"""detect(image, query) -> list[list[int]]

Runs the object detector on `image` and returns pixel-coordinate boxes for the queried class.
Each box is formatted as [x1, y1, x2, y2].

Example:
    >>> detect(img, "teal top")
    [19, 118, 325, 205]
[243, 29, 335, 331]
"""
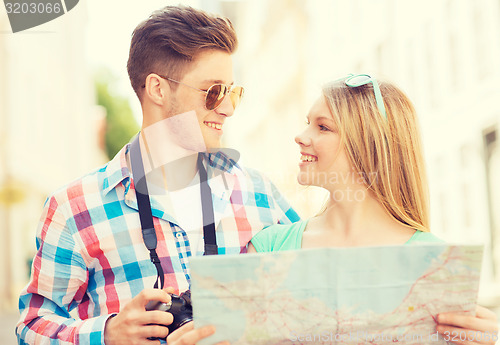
[251, 219, 444, 252]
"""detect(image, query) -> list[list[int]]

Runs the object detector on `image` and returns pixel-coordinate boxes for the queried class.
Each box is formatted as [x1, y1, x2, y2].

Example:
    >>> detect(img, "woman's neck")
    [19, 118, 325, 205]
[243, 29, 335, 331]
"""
[305, 187, 415, 247]
[321, 188, 386, 236]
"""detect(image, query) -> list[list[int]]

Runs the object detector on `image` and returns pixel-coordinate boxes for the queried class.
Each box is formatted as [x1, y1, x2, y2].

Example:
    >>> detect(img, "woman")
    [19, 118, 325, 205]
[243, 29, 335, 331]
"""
[248, 74, 498, 345]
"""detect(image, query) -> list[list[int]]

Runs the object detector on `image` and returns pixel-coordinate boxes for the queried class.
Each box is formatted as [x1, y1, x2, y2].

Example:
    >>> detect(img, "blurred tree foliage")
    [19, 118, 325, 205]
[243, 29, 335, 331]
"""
[94, 69, 139, 160]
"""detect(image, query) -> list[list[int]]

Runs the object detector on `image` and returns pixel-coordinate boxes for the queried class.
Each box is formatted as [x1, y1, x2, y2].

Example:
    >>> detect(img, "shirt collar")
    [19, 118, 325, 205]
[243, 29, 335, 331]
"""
[102, 144, 132, 196]
[101, 144, 241, 197]
[202, 148, 241, 178]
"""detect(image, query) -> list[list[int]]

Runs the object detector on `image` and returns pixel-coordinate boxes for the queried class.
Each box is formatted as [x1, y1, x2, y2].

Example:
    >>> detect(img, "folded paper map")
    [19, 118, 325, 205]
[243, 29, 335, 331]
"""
[190, 244, 483, 344]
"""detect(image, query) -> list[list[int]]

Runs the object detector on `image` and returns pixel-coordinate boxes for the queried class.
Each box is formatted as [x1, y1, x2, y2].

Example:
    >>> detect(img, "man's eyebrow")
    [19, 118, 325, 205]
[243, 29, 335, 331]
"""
[202, 79, 234, 85]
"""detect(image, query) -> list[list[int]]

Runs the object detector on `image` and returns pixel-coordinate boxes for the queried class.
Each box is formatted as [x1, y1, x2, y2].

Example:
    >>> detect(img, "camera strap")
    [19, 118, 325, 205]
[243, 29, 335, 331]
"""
[130, 135, 218, 290]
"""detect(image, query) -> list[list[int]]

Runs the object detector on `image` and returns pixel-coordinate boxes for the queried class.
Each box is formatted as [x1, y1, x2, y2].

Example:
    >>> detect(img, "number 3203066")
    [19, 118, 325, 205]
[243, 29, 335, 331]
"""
[442, 331, 498, 342]
[5, 2, 62, 14]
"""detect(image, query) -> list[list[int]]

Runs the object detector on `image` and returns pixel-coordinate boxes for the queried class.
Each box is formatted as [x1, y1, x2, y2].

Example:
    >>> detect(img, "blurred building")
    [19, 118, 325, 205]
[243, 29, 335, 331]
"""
[328, 0, 500, 309]
[219, 0, 334, 218]
[216, 0, 500, 309]
[0, 4, 104, 311]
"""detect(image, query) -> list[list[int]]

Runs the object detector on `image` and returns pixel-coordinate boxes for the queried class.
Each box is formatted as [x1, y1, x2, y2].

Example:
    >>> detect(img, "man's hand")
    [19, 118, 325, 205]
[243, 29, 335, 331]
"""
[436, 305, 499, 345]
[104, 288, 175, 345]
[167, 322, 229, 345]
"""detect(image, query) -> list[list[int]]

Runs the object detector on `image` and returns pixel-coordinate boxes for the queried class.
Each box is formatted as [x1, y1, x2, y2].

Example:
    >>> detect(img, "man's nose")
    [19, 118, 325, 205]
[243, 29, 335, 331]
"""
[214, 92, 235, 117]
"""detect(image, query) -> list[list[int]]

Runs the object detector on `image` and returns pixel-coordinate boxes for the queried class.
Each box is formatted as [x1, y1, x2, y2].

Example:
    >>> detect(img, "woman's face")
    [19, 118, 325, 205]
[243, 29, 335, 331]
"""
[295, 96, 352, 189]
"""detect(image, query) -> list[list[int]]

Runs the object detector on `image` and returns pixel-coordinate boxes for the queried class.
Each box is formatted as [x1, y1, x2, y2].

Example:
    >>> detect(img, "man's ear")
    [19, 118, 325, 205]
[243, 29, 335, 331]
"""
[143, 74, 169, 106]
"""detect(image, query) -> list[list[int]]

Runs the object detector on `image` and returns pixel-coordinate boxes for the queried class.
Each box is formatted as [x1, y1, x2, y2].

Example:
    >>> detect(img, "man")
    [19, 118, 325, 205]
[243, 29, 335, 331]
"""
[16, 5, 299, 345]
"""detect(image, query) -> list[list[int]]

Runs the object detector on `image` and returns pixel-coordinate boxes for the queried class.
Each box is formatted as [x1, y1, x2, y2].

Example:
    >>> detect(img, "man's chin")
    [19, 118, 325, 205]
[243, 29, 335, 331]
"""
[203, 141, 223, 152]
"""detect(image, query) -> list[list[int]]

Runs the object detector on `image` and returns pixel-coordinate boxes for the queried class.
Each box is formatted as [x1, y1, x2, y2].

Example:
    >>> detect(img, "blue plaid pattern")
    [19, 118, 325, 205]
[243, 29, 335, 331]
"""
[16, 144, 300, 344]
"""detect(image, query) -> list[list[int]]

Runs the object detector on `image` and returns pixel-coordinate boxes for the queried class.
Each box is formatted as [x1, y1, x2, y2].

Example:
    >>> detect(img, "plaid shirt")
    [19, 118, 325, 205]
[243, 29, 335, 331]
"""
[17, 144, 300, 345]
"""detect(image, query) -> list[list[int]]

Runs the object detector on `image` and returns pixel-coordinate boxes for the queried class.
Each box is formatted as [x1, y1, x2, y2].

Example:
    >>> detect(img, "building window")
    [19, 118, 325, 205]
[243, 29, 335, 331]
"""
[448, 31, 459, 93]
[425, 23, 438, 108]
[460, 145, 472, 228]
[474, 3, 489, 80]
[483, 127, 500, 281]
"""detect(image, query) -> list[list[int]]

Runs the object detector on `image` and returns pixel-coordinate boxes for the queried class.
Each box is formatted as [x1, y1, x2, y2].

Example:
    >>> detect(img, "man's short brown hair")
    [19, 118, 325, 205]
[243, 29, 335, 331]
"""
[127, 5, 238, 101]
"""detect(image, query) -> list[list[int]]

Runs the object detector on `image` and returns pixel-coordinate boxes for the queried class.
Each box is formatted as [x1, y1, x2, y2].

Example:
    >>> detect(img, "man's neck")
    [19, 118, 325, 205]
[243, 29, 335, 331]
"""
[139, 128, 199, 194]
[138, 109, 209, 193]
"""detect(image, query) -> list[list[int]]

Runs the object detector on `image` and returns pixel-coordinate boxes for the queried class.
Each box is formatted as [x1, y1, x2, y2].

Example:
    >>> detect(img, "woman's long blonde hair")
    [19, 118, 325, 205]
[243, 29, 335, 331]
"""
[322, 78, 430, 232]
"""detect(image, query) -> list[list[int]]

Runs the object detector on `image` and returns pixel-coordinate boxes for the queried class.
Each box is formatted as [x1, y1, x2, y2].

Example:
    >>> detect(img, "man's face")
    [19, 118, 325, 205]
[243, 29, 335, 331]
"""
[166, 49, 236, 150]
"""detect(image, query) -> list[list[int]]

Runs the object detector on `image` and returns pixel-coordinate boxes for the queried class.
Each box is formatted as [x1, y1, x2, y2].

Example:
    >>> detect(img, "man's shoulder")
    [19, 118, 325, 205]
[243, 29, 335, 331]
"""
[47, 162, 108, 204]
[231, 164, 280, 193]
[47, 146, 128, 205]
[236, 164, 271, 181]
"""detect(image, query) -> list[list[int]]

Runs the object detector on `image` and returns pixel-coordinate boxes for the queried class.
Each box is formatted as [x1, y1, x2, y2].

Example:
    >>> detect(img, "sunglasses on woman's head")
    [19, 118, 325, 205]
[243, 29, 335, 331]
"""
[337, 73, 387, 120]
[144, 74, 244, 111]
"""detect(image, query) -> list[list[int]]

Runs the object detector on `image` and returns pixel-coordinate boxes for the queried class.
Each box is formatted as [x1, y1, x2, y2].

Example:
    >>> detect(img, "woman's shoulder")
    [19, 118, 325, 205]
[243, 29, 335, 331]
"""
[264, 220, 306, 233]
[251, 220, 308, 252]
[407, 230, 445, 244]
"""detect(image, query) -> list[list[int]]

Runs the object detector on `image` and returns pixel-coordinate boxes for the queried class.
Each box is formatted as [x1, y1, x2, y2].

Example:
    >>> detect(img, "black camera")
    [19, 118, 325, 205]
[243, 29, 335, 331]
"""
[146, 290, 193, 339]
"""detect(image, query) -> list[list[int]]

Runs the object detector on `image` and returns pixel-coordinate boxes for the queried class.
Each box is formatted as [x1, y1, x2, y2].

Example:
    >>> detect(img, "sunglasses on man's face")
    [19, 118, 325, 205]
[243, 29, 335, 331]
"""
[150, 74, 244, 111]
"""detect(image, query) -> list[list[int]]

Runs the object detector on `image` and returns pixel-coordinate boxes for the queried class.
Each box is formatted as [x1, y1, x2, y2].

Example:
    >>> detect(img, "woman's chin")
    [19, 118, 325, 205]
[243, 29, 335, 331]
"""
[297, 174, 311, 186]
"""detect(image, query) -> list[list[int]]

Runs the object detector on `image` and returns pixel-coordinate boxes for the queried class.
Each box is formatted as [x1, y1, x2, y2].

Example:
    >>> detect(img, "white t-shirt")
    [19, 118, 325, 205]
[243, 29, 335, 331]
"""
[127, 155, 205, 255]
[163, 173, 204, 255]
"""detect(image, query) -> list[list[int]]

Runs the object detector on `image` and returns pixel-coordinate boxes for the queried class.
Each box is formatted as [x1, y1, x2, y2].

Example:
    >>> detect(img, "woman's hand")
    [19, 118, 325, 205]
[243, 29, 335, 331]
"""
[436, 305, 499, 344]
[167, 321, 230, 345]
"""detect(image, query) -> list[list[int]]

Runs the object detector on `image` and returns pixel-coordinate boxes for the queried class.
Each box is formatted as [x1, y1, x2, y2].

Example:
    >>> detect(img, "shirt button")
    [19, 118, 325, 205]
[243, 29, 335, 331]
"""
[176, 233, 183, 239]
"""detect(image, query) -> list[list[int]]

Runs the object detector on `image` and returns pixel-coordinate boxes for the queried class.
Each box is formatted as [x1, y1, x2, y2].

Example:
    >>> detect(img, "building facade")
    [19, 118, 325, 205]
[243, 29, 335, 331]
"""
[0, 3, 104, 311]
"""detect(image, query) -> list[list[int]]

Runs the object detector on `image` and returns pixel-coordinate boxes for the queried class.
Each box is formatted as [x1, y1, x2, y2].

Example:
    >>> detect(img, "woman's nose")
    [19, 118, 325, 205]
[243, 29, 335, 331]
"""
[295, 131, 311, 146]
